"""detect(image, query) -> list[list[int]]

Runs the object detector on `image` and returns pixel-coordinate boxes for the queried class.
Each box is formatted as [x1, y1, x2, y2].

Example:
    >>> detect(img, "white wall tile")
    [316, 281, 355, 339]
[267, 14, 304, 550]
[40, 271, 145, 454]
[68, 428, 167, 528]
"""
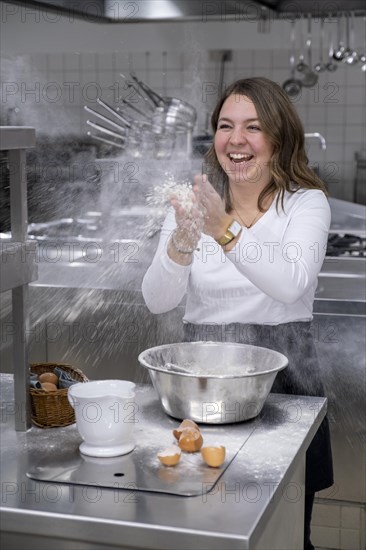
[345, 106, 366, 125]
[162, 51, 182, 70]
[127, 51, 146, 72]
[80, 52, 98, 72]
[307, 107, 327, 125]
[234, 50, 254, 69]
[98, 72, 118, 89]
[345, 125, 364, 144]
[79, 71, 99, 88]
[113, 52, 130, 71]
[147, 52, 164, 70]
[360, 507, 366, 550]
[164, 70, 183, 90]
[340, 528, 361, 550]
[273, 50, 287, 69]
[346, 86, 366, 105]
[341, 505, 361, 529]
[97, 52, 115, 72]
[313, 502, 341, 527]
[145, 70, 164, 91]
[312, 525, 341, 548]
[253, 50, 272, 68]
[47, 52, 64, 72]
[321, 67, 347, 88]
[64, 53, 81, 71]
[31, 53, 48, 71]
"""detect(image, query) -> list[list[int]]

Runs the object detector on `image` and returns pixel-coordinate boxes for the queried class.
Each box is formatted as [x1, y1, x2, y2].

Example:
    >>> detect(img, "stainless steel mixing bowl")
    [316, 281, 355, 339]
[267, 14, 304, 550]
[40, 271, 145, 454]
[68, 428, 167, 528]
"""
[138, 342, 288, 424]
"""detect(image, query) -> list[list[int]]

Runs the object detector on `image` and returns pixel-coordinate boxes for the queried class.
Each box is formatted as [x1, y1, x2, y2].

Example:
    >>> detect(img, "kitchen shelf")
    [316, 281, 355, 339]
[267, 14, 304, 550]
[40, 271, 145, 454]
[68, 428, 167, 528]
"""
[0, 126, 36, 150]
[0, 126, 37, 431]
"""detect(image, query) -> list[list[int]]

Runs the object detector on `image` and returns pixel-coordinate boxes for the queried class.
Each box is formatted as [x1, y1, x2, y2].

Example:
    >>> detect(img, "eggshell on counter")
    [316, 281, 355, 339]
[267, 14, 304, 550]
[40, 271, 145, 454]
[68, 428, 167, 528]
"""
[201, 446, 226, 467]
[173, 419, 200, 440]
[157, 445, 182, 466]
[178, 428, 203, 453]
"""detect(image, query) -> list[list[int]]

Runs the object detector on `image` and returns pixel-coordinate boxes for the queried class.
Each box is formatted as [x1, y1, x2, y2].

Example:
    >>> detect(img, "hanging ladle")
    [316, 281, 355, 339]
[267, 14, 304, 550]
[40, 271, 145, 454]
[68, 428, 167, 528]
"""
[326, 30, 338, 71]
[314, 18, 327, 72]
[343, 12, 359, 65]
[283, 18, 302, 98]
[296, 15, 308, 73]
[360, 16, 366, 72]
[297, 14, 318, 87]
[333, 15, 346, 60]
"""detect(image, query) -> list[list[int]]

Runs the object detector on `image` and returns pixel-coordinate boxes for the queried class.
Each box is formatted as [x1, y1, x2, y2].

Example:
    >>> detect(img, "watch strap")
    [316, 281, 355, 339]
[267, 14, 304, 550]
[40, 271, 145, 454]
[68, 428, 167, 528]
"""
[215, 220, 242, 246]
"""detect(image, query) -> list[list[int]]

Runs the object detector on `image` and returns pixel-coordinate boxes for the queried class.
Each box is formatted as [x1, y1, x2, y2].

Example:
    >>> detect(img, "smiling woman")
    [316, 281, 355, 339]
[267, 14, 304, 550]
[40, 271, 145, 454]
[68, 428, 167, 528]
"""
[213, 93, 274, 221]
[205, 77, 328, 219]
[142, 77, 334, 550]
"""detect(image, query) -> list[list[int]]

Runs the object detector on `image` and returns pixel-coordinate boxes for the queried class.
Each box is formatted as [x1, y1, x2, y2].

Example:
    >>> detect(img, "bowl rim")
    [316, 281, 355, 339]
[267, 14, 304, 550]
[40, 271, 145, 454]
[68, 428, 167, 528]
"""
[137, 341, 288, 379]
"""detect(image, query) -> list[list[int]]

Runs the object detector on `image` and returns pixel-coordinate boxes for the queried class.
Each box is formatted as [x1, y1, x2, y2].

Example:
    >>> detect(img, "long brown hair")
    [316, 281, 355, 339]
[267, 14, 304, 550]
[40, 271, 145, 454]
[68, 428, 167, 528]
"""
[204, 77, 328, 212]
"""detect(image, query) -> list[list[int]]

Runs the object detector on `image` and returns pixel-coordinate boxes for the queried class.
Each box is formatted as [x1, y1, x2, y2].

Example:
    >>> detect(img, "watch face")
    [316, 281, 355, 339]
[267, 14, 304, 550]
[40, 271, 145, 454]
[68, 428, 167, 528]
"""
[229, 220, 242, 236]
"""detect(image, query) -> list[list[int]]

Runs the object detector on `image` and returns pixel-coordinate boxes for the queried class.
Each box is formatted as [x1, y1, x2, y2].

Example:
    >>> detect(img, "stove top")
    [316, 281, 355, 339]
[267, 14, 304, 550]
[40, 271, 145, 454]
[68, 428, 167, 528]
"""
[326, 233, 366, 258]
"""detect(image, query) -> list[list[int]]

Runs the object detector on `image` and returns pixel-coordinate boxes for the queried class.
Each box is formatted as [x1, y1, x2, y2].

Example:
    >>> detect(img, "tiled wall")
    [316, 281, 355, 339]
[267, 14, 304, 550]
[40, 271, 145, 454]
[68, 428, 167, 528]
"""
[313, 499, 366, 550]
[1, 47, 365, 202]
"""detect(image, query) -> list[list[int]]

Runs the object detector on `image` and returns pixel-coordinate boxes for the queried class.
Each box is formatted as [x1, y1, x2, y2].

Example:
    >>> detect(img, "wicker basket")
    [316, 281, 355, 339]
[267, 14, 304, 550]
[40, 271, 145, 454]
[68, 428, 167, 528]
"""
[30, 362, 88, 428]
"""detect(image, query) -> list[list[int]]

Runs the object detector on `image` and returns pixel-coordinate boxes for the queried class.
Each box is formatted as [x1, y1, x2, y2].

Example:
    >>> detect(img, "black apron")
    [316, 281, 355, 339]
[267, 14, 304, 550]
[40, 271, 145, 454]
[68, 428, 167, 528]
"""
[183, 321, 334, 494]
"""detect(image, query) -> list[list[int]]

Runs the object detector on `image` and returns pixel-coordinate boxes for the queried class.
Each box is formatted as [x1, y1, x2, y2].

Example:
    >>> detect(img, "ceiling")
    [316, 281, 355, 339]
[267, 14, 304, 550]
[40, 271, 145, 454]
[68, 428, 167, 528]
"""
[6, 0, 366, 23]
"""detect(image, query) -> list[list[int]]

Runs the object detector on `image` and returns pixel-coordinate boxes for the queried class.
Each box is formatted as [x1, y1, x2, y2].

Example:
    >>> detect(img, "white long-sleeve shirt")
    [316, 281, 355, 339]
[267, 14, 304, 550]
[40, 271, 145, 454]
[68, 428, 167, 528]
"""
[142, 188, 331, 325]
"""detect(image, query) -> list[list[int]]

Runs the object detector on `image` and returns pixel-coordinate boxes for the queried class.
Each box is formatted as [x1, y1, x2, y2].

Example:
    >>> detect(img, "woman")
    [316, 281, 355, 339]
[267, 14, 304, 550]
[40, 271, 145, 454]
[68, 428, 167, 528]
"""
[142, 77, 333, 550]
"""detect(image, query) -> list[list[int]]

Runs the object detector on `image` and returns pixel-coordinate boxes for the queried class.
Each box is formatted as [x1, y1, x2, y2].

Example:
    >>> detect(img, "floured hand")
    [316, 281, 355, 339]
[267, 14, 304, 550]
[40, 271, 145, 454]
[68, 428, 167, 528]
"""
[192, 174, 232, 240]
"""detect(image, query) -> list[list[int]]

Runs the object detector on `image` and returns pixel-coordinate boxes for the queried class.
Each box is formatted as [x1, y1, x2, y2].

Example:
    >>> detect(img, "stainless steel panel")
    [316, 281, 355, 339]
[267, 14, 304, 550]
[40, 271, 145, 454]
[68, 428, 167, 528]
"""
[0, 242, 38, 292]
[27, 387, 256, 496]
[0, 127, 36, 432]
[0, 127, 36, 151]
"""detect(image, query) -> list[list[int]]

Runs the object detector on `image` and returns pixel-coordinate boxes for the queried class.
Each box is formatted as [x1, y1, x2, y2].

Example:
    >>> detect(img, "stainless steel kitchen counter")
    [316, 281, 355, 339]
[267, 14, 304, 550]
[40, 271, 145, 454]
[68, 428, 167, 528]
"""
[0, 374, 327, 550]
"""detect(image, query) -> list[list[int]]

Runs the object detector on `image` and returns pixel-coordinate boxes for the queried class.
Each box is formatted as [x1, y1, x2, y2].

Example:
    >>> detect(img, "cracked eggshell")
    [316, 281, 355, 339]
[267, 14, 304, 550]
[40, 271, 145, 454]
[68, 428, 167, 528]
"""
[157, 445, 182, 466]
[178, 428, 203, 453]
[201, 446, 226, 467]
[173, 419, 201, 440]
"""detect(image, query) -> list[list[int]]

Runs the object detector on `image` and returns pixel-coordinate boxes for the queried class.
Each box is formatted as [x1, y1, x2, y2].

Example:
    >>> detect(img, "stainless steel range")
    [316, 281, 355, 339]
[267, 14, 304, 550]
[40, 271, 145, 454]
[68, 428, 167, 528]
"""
[326, 233, 366, 258]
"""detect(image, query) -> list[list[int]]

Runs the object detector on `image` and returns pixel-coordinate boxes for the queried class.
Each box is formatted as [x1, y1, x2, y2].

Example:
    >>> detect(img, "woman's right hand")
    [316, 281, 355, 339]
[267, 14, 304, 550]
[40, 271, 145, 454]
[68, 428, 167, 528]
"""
[170, 193, 203, 247]
[167, 192, 204, 264]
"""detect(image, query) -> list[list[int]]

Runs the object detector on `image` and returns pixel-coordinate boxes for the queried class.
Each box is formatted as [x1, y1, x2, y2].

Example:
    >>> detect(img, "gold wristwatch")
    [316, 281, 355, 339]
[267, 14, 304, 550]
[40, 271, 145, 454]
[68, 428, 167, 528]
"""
[215, 219, 242, 246]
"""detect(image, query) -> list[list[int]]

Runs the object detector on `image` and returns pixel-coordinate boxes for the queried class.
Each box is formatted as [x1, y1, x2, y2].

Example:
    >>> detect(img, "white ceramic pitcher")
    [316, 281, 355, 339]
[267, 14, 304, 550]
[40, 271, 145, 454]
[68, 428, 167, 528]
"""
[68, 380, 136, 457]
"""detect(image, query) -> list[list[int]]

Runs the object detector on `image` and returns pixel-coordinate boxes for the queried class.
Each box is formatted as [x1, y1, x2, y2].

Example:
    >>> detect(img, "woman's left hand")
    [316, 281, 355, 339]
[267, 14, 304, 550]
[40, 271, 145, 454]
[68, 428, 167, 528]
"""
[193, 174, 232, 240]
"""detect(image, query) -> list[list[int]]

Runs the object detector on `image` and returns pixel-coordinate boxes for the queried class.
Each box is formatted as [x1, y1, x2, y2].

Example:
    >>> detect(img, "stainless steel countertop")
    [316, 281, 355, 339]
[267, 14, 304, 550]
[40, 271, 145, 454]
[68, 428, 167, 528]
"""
[0, 374, 327, 549]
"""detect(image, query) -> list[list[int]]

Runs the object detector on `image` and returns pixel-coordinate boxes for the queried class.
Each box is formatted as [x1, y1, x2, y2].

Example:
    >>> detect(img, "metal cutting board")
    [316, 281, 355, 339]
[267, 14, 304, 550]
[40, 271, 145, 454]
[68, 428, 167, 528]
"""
[26, 387, 257, 496]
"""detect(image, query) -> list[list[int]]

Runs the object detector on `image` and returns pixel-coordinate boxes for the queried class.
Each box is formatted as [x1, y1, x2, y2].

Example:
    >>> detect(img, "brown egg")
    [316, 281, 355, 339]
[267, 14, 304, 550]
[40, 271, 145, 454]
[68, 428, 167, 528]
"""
[41, 382, 58, 392]
[178, 428, 203, 453]
[173, 419, 201, 440]
[201, 446, 226, 467]
[39, 372, 58, 386]
[157, 445, 182, 466]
